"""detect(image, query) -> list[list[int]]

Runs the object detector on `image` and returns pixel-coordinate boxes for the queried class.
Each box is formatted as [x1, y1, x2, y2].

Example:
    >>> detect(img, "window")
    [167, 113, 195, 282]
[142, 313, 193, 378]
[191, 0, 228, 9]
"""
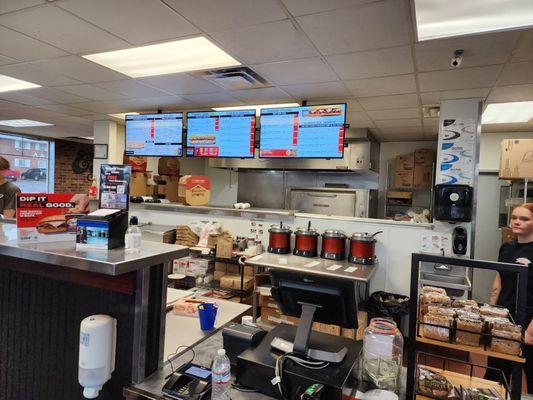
[38, 159, 47, 168]
[14, 158, 31, 168]
[14, 140, 21, 149]
[23, 141, 31, 150]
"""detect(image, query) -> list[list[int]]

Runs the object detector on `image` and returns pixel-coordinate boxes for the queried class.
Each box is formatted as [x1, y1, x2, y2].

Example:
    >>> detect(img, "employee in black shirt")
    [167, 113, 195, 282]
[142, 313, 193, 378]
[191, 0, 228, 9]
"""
[0, 156, 20, 218]
[486, 203, 533, 392]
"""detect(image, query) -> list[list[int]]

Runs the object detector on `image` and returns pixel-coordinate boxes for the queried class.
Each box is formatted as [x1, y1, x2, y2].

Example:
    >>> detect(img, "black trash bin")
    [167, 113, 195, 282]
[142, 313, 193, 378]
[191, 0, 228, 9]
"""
[366, 291, 410, 329]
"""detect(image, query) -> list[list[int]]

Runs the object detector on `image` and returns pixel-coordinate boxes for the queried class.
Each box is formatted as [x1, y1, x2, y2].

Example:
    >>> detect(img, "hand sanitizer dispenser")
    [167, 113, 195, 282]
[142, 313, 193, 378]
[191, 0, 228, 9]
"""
[79, 315, 117, 399]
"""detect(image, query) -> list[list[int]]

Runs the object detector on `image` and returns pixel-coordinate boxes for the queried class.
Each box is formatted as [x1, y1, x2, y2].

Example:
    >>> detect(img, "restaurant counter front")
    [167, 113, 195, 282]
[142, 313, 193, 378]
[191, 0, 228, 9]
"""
[0, 222, 188, 400]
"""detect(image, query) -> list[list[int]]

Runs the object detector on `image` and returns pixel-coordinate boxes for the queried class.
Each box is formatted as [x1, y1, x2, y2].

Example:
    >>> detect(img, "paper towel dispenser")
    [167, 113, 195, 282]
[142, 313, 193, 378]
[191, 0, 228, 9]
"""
[434, 184, 473, 222]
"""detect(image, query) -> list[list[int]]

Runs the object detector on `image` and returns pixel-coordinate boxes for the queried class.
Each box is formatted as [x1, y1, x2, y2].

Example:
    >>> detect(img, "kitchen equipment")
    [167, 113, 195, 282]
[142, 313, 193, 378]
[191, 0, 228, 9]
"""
[293, 222, 319, 258]
[268, 222, 292, 254]
[434, 184, 473, 222]
[349, 231, 382, 264]
[320, 229, 347, 260]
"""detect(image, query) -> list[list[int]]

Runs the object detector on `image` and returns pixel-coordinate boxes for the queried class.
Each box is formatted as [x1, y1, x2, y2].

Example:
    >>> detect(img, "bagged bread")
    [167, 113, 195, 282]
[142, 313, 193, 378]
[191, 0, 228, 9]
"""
[416, 367, 453, 399]
[421, 314, 453, 342]
[455, 317, 483, 347]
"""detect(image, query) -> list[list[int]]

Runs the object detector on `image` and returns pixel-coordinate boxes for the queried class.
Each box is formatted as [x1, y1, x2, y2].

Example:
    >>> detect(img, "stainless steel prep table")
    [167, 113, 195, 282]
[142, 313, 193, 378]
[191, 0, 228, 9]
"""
[245, 252, 377, 321]
[0, 222, 189, 400]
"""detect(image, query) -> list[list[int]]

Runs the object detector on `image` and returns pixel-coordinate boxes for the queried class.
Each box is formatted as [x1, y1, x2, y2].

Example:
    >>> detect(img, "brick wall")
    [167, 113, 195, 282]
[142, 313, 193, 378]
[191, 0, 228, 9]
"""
[54, 140, 94, 193]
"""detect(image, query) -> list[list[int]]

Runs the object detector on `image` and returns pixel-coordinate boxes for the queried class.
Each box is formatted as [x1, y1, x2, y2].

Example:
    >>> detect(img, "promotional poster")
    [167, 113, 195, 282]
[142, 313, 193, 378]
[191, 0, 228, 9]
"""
[99, 164, 132, 210]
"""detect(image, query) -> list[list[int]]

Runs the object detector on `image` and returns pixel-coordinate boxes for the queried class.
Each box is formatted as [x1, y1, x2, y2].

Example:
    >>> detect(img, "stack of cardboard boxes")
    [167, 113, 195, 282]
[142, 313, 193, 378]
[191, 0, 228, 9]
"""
[499, 139, 533, 179]
[394, 149, 434, 189]
[155, 158, 180, 202]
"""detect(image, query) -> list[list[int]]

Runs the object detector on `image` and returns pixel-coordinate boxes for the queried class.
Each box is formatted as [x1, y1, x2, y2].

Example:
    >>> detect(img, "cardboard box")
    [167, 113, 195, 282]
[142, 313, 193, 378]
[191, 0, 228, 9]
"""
[500, 139, 533, 179]
[413, 165, 433, 188]
[214, 270, 226, 281]
[395, 154, 415, 171]
[214, 262, 227, 272]
[414, 149, 435, 166]
[155, 175, 179, 202]
[158, 157, 180, 176]
[216, 233, 233, 259]
[173, 257, 191, 274]
[185, 258, 211, 277]
[178, 175, 211, 206]
[259, 295, 279, 309]
[394, 170, 413, 188]
[260, 307, 341, 336]
[341, 311, 368, 341]
[124, 156, 148, 172]
[243, 265, 254, 276]
[219, 274, 253, 291]
[130, 172, 153, 196]
[226, 264, 240, 275]
[387, 191, 413, 199]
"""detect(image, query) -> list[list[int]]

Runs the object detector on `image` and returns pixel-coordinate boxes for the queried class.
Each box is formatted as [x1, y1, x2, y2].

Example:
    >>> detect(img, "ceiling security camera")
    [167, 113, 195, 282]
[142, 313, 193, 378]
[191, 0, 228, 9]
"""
[451, 49, 464, 68]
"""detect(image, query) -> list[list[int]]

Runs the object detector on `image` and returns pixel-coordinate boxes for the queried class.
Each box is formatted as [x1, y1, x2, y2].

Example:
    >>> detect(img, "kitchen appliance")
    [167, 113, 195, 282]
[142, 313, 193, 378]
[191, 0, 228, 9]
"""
[268, 223, 292, 254]
[434, 184, 473, 222]
[288, 187, 377, 218]
[349, 231, 382, 264]
[320, 230, 346, 260]
[452, 226, 468, 255]
[293, 223, 319, 258]
[222, 323, 267, 369]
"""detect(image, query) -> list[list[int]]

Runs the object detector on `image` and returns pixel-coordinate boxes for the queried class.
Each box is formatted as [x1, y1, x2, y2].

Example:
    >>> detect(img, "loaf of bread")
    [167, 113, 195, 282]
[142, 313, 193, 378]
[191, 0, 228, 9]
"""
[455, 309, 481, 319]
[421, 314, 453, 342]
[453, 299, 478, 308]
[455, 317, 483, 347]
[422, 286, 447, 295]
[416, 367, 453, 399]
[490, 328, 522, 355]
[462, 387, 503, 400]
[427, 305, 456, 318]
[480, 304, 509, 319]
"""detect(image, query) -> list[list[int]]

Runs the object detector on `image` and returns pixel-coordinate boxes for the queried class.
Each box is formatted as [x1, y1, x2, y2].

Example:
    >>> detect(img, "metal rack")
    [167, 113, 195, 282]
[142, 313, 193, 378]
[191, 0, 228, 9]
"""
[406, 254, 528, 400]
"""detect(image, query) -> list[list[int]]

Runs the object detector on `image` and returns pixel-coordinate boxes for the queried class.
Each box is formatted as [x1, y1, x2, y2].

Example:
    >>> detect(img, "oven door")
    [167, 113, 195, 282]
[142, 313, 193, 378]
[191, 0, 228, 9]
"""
[289, 188, 357, 216]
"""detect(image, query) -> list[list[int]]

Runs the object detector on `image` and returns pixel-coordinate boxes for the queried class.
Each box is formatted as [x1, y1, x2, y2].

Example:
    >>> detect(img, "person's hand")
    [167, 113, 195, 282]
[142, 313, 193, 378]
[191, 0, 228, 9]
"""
[515, 257, 531, 266]
[526, 320, 533, 345]
[69, 194, 90, 214]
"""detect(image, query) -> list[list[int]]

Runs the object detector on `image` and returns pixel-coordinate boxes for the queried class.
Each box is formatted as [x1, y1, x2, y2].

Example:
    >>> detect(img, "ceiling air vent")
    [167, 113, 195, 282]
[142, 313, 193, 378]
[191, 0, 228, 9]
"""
[423, 105, 440, 118]
[199, 67, 270, 90]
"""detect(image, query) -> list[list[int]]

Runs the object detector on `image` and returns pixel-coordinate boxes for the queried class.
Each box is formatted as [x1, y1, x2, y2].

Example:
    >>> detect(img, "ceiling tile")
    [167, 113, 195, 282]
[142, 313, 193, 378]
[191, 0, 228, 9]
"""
[31, 56, 128, 83]
[57, 0, 199, 45]
[0, 26, 67, 61]
[327, 46, 413, 80]
[418, 65, 502, 92]
[281, 81, 351, 99]
[296, 0, 410, 55]
[486, 84, 533, 103]
[512, 30, 533, 62]
[309, 98, 363, 111]
[22, 87, 89, 104]
[374, 118, 421, 128]
[0, 63, 80, 86]
[252, 58, 338, 85]
[228, 87, 294, 103]
[183, 92, 242, 108]
[140, 73, 221, 95]
[367, 108, 420, 120]
[346, 110, 373, 124]
[415, 31, 520, 72]
[358, 93, 419, 110]
[74, 97, 190, 114]
[282, 0, 378, 16]
[379, 126, 423, 135]
[55, 84, 126, 101]
[210, 20, 318, 64]
[0, 5, 129, 54]
[496, 61, 533, 85]
[36, 104, 92, 116]
[0, 91, 51, 106]
[164, 0, 288, 32]
[345, 74, 416, 97]
[0, 0, 45, 14]
[419, 88, 491, 104]
[95, 80, 171, 97]
[0, 54, 20, 66]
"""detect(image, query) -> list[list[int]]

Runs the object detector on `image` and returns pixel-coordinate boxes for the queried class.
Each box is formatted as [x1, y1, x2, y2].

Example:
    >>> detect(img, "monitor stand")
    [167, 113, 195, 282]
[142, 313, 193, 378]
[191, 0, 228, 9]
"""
[270, 303, 348, 363]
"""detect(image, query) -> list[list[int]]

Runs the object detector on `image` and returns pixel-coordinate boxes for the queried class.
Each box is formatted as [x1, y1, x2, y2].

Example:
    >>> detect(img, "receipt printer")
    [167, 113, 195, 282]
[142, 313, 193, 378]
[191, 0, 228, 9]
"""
[222, 323, 266, 369]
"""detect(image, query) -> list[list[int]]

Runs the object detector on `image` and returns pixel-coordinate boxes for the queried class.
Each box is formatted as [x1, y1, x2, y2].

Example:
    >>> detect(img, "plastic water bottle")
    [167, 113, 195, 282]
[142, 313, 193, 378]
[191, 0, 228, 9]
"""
[125, 216, 141, 254]
[211, 349, 231, 400]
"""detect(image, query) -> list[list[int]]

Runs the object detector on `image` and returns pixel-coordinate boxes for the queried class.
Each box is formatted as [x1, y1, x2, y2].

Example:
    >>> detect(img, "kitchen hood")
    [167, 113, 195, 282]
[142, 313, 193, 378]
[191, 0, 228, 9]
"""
[208, 129, 380, 172]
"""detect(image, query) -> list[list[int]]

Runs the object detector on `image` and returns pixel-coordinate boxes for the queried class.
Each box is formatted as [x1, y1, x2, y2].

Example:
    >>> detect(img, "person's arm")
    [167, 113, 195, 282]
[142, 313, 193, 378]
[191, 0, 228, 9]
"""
[2, 187, 18, 219]
[490, 272, 501, 306]
[2, 208, 15, 218]
[525, 319, 533, 345]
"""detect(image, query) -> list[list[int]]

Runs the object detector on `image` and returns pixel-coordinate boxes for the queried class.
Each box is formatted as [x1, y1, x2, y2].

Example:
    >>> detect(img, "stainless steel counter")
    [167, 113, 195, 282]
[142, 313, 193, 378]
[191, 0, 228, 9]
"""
[0, 223, 188, 276]
[245, 252, 377, 282]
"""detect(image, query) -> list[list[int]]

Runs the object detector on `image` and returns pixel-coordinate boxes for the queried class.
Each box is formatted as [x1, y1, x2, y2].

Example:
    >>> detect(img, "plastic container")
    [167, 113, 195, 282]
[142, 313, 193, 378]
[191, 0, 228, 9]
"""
[361, 318, 404, 393]
[198, 302, 218, 331]
[211, 349, 231, 400]
[125, 216, 141, 253]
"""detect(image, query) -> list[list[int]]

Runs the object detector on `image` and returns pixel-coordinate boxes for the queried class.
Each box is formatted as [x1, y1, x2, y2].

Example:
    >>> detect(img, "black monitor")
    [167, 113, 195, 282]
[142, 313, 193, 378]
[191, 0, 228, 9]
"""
[269, 269, 358, 363]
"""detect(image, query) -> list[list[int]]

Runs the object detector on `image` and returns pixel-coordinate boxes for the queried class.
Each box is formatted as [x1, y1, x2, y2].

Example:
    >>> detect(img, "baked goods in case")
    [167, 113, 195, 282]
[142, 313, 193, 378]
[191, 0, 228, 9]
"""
[416, 367, 453, 399]
[421, 314, 453, 342]
[490, 323, 522, 356]
[453, 299, 478, 308]
[422, 286, 447, 295]
[480, 304, 509, 319]
[427, 305, 456, 318]
[455, 316, 483, 347]
[420, 292, 451, 315]
[462, 387, 503, 400]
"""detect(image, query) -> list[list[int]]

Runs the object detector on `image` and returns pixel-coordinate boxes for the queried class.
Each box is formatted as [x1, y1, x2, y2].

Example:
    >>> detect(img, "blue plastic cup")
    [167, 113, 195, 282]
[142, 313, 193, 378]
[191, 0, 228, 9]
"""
[198, 302, 218, 331]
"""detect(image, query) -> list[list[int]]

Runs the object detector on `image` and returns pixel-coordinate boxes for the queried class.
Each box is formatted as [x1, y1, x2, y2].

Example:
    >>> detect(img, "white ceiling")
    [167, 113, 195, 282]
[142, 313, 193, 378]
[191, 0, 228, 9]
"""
[0, 0, 531, 141]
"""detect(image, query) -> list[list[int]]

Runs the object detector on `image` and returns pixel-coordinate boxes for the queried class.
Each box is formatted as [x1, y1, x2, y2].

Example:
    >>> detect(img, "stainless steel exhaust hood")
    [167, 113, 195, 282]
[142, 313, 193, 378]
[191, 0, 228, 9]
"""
[208, 129, 380, 172]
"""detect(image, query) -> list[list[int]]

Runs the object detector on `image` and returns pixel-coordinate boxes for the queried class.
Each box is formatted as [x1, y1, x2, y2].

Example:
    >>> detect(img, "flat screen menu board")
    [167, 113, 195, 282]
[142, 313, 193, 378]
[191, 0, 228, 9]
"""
[186, 110, 256, 158]
[125, 113, 183, 157]
[259, 104, 346, 158]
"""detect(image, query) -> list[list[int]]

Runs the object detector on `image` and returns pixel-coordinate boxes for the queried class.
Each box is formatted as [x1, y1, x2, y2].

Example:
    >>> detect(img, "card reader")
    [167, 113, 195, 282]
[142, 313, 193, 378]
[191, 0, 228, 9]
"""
[162, 363, 212, 400]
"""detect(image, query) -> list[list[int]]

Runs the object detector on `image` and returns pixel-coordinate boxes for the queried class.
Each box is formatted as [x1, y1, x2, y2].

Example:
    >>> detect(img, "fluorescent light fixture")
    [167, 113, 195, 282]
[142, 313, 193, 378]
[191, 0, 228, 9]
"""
[80, 136, 94, 140]
[0, 119, 53, 127]
[84, 37, 240, 78]
[414, 0, 533, 41]
[0, 74, 40, 93]
[213, 103, 300, 115]
[482, 101, 533, 124]
[108, 112, 139, 120]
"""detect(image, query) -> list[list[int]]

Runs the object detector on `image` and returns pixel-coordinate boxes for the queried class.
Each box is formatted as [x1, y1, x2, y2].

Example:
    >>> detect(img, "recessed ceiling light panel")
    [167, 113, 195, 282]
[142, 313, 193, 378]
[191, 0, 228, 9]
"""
[0, 119, 53, 127]
[84, 37, 240, 78]
[0, 74, 40, 93]
[414, 0, 533, 41]
[482, 101, 533, 124]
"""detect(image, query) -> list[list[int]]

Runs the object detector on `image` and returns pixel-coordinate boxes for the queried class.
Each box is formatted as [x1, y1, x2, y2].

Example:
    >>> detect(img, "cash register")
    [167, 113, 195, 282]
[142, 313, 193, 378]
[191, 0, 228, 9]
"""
[236, 269, 362, 399]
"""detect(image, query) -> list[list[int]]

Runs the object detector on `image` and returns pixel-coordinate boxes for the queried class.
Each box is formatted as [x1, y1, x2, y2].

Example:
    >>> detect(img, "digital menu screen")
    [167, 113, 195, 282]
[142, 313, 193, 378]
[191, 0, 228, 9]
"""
[259, 104, 346, 158]
[186, 110, 256, 158]
[125, 113, 183, 157]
